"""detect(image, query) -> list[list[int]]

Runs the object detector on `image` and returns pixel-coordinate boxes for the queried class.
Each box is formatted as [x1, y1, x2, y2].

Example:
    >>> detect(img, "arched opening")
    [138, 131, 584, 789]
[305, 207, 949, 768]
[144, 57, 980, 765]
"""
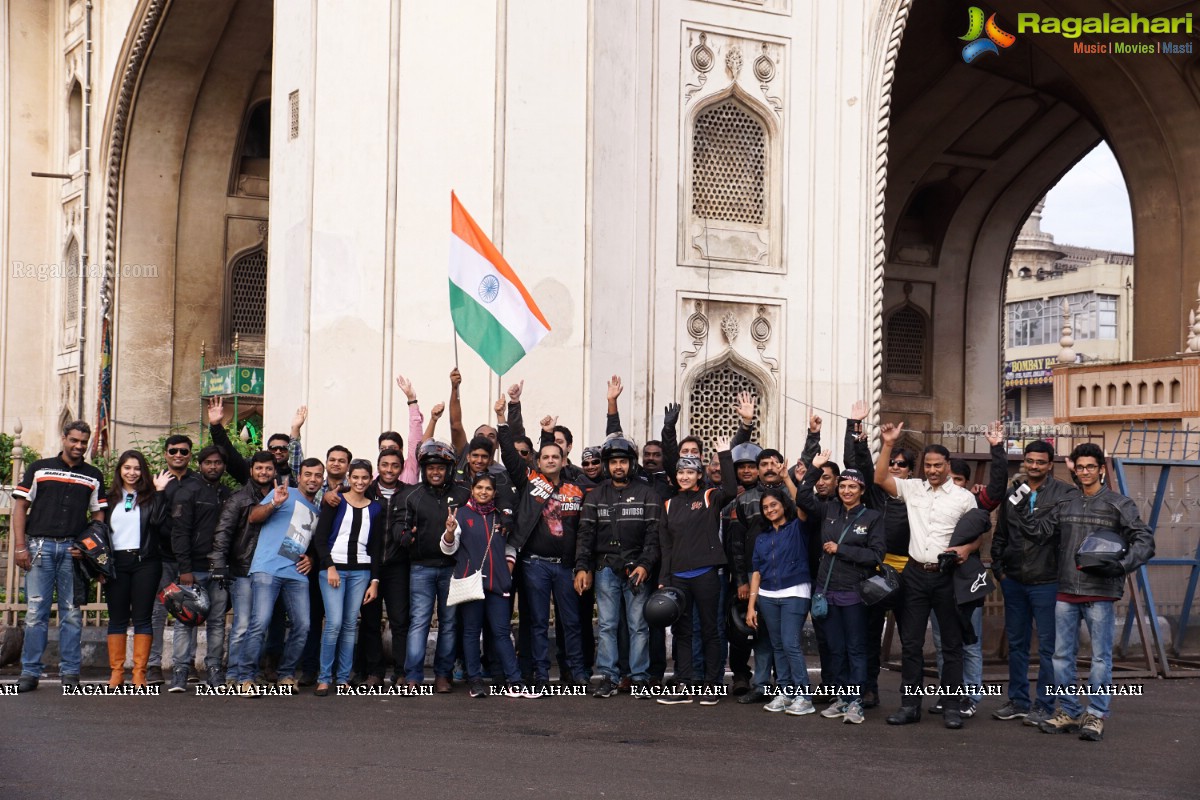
[67, 80, 82, 155]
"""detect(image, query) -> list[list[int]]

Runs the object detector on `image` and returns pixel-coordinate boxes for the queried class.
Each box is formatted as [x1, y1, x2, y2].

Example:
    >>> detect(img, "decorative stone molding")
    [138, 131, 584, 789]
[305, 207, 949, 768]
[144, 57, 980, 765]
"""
[698, 0, 792, 15]
[1183, 281, 1200, 354]
[1058, 298, 1076, 363]
[679, 27, 787, 274]
[868, 0, 916, 437]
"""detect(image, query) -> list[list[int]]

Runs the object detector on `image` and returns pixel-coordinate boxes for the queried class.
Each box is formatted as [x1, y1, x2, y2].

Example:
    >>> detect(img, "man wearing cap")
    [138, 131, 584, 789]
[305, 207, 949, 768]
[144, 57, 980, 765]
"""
[874, 422, 977, 729]
[574, 437, 661, 698]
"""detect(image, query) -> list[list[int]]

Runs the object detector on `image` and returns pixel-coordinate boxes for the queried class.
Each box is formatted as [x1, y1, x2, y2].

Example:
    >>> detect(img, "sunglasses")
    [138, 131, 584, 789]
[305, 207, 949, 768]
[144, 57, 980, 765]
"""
[167, 447, 190, 456]
[889, 459, 909, 468]
[124, 494, 135, 512]
[582, 460, 601, 467]
[515, 449, 531, 456]
[268, 445, 289, 452]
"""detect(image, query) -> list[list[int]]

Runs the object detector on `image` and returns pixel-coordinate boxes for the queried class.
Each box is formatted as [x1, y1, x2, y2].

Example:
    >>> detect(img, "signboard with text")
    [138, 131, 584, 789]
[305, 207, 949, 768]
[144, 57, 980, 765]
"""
[201, 366, 264, 397]
[1004, 356, 1055, 388]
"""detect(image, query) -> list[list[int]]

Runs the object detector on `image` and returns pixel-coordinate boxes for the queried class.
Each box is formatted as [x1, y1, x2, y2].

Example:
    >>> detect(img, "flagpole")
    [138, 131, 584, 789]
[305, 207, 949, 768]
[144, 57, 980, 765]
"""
[452, 327, 459, 369]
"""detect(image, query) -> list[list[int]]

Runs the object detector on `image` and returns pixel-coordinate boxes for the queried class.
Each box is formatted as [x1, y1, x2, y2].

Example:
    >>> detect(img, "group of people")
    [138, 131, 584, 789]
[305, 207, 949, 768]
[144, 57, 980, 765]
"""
[9, 369, 1154, 741]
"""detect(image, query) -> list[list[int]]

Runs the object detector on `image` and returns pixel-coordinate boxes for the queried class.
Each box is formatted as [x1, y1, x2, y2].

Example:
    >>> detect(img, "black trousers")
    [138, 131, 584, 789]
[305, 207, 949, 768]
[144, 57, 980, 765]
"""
[105, 553, 161, 635]
[864, 580, 905, 693]
[670, 569, 722, 686]
[648, 566, 666, 680]
[357, 559, 411, 679]
[726, 577, 752, 681]
[898, 564, 962, 709]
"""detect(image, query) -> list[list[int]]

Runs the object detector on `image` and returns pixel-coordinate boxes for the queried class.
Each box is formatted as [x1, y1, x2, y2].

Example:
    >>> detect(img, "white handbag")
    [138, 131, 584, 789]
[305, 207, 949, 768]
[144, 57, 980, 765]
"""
[445, 513, 493, 607]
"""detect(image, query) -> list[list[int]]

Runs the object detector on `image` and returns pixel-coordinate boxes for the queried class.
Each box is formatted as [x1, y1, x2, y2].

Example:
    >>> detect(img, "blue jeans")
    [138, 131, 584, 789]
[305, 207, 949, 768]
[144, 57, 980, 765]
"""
[933, 604, 983, 702]
[522, 558, 584, 681]
[756, 595, 811, 695]
[595, 566, 650, 682]
[20, 538, 82, 677]
[318, 569, 368, 684]
[752, 624, 774, 690]
[821, 601, 868, 701]
[243, 573, 310, 681]
[459, 592, 521, 683]
[1052, 599, 1115, 719]
[1001, 579, 1058, 712]
[226, 577, 255, 682]
[405, 564, 457, 682]
[171, 571, 229, 674]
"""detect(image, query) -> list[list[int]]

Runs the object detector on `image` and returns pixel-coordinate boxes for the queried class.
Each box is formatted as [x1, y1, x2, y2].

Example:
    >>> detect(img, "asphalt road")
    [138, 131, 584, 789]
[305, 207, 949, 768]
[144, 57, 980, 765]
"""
[3, 677, 1197, 800]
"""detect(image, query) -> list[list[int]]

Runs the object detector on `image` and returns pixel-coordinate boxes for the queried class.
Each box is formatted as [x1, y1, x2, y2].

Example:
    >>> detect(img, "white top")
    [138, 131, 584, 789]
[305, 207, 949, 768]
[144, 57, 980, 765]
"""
[110, 490, 141, 550]
[758, 583, 812, 600]
[892, 478, 978, 562]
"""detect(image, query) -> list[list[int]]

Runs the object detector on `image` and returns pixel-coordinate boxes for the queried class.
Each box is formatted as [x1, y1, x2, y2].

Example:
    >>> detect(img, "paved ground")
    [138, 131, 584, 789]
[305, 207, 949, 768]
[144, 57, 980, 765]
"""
[3, 676, 1197, 800]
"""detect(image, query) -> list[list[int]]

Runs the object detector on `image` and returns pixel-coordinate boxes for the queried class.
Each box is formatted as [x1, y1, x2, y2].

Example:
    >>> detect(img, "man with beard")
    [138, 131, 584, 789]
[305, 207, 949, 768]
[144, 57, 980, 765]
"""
[574, 436, 661, 698]
[356, 448, 411, 687]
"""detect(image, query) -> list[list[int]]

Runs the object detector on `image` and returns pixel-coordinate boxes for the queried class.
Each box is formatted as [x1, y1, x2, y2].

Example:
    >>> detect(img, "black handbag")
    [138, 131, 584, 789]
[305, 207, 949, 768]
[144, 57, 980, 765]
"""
[858, 562, 901, 606]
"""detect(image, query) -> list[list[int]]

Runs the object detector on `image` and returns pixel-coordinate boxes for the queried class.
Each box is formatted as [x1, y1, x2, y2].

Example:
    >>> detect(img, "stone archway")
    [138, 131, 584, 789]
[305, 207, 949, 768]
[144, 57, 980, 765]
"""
[870, 0, 1199, 429]
[97, 0, 272, 448]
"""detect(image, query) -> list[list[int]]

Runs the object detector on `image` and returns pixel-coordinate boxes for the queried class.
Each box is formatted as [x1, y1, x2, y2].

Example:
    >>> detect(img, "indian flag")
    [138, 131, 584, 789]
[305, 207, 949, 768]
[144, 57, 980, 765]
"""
[449, 192, 551, 375]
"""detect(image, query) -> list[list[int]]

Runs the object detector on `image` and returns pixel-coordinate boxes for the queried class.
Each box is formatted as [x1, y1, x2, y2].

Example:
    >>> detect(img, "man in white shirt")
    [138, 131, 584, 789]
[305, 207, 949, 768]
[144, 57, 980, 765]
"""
[873, 422, 977, 729]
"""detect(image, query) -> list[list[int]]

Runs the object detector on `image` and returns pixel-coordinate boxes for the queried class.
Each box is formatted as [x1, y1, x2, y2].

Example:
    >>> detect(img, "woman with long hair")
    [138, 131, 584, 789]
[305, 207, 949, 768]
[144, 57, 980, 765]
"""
[441, 473, 522, 698]
[104, 450, 170, 687]
[312, 459, 381, 695]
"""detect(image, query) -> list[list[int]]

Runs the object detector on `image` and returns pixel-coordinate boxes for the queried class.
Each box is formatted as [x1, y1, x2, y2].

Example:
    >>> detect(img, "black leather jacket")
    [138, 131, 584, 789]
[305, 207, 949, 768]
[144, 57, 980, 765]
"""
[171, 476, 232, 573]
[574, 479, 662, 574]
[391, 478, 470, 568]
[991, 475, 1078, 584]
[209, 481, 270, 577]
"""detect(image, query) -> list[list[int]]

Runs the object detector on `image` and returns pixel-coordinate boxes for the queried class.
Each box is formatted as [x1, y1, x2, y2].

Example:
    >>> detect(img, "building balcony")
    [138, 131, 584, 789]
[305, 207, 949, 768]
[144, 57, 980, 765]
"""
[1053, 355, 1200, 423]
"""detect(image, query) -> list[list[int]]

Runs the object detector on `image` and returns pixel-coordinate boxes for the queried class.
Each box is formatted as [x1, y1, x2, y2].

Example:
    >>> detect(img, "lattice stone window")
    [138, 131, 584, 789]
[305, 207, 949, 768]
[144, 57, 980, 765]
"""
[230, 249, 267, 338]
[688, 365, 762, 456]
[885, 304, 927, 394]
[692, 98, 766, 225]
[288, 90, 299, 140]
[64, 239, 80, 324]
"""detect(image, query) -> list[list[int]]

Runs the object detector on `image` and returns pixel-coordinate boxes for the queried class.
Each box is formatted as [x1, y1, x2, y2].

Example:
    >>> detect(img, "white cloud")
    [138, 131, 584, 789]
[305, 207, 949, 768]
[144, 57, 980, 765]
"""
[1039, 142, 1133, 253]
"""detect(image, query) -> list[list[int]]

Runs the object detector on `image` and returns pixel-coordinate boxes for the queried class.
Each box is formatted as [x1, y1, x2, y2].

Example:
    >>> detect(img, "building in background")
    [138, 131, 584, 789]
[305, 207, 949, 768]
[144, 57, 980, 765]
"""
[1003, 201, 1133, 436]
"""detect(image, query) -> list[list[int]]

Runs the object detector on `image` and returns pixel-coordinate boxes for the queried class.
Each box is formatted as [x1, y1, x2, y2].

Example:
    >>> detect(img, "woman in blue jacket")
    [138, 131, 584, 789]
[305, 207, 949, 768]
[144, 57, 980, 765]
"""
[312, 460, 381, 695]
[746, 485, 815, 717]
[794, 451, 886, 724]
[441, 474, 521, 698]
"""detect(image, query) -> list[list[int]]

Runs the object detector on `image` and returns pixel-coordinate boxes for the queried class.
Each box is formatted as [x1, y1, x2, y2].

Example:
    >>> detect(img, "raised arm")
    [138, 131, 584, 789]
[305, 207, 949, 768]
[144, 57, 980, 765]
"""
[506, 381, 527, 441]
[873, 422, 903, 498]
[496, 399, 530, 490]
[731, 391, 755, 447]
[845, 400, 868, 467]
[606, 375, 624, 436]
[801, 412, 822, 467]
[288, 405, 307, 477]
[974, 421, 1008, 511]
[661, 403, 681, 476]
[448, 367, 467, 454]
[207, 397, 249, 485]
[423, 402, 445, 444]
[396, 374, 424, 483]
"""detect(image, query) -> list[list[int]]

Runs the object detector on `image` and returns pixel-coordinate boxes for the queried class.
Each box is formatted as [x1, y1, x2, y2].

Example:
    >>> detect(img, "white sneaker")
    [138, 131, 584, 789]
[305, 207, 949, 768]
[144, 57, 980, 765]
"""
[785, 696, 816, 716]
[821, 700, 849, 719]
[764, 694, 790, 713]
[843, 700, 865, 724]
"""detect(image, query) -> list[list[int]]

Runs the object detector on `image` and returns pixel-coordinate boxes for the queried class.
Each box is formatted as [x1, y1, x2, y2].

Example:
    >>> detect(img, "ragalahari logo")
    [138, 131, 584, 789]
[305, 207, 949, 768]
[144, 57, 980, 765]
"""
[960, 6, 1016, 63]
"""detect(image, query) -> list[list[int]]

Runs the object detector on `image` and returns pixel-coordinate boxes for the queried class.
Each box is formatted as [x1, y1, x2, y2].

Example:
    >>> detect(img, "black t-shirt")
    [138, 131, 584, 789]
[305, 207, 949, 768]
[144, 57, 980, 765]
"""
[15, 454, 108, 538]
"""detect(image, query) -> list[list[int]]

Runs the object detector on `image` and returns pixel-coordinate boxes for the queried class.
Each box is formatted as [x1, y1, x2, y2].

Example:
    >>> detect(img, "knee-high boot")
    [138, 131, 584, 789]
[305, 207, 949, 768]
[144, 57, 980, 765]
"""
[132, 633, 153, 687]
[108, 634, 127, 687]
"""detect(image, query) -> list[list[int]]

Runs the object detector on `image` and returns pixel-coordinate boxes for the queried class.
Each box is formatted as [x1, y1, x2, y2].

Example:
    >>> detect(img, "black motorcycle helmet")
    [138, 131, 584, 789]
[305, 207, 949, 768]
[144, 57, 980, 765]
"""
[417, 439, 456, 467]
[75, 522, 116, 581]
[600, 435, 638, 465]
[158, 583, 210, 627]
[731, 443, 763, 467]
[727, 598, 757, 642]
[644, 586, 688, 628]
[1075, 529, 1129, 574]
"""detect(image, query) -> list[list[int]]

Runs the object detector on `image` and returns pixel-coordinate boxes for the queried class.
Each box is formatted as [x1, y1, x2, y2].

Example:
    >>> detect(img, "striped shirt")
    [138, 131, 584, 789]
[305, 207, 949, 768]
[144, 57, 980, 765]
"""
[15, 455, 107, 539]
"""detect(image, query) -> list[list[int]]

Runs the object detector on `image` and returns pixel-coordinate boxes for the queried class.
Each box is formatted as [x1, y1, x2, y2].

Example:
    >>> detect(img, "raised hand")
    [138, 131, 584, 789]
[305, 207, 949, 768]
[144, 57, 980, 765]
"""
[715, 435, 732, 453]
[507, 380, 524, 403]
[809, 412, 822, 434]
[663, 403, 681, 427]
[153, 470, 174, 491]
[735, 391, 756, 425]
[984, 420, 1004, 447]
[430, 402, 445, 420]
[272, 483, 290, 508]
[395, 374, 416, 401]
[607, 375, 624, 402]
[449, 368, 462, 390]
[290, 405, 308, 437]
[812, 449, 832, 469]
[206, 397, 226, 427]
[880, 422, 904, 446]
[494, 396, 507, 421]
[850, 399, 869, 421]
[540, 415, 557, 433]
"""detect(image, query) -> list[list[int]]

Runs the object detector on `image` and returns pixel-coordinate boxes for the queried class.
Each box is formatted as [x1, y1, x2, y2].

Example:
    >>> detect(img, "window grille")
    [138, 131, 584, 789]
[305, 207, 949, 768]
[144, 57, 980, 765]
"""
[688, 365, 762, 456]
[230, 249, 267, 338]
[885, 305, 926, 377]
[64, 239, 80, 324]
[692, 98, 766, 225]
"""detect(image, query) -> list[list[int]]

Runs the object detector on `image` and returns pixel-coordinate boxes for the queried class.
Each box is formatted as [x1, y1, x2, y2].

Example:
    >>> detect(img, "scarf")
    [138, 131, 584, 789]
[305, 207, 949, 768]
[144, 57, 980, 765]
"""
[467, 497, 496, 516]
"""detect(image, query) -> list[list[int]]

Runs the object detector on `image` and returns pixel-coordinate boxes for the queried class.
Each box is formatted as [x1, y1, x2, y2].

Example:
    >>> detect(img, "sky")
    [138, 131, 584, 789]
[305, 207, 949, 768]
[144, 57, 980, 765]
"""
[1037, 142, 1134, 254]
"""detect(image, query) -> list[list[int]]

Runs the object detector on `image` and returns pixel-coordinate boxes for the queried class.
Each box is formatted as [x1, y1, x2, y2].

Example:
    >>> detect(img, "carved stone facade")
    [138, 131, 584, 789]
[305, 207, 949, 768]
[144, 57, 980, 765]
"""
[680, 27, 786, 274]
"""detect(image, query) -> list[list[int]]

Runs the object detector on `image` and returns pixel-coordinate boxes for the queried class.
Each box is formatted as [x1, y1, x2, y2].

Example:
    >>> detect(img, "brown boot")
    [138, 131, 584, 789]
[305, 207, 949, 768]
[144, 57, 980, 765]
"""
[107, 634, 127, 688]
[132, 633, 153, 687]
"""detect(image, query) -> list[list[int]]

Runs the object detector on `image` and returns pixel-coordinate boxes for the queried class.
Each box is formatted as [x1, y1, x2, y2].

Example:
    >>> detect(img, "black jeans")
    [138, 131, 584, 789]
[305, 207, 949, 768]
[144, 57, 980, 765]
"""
[670, 569, 722, 686]
[556, 587, 595, 680]
[105, 553, 161, 635]
[864, 580, 905, 693]
[898, 564, 962, 709]
[356, 559, 410, 679]
[726, 577, 752, 682]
